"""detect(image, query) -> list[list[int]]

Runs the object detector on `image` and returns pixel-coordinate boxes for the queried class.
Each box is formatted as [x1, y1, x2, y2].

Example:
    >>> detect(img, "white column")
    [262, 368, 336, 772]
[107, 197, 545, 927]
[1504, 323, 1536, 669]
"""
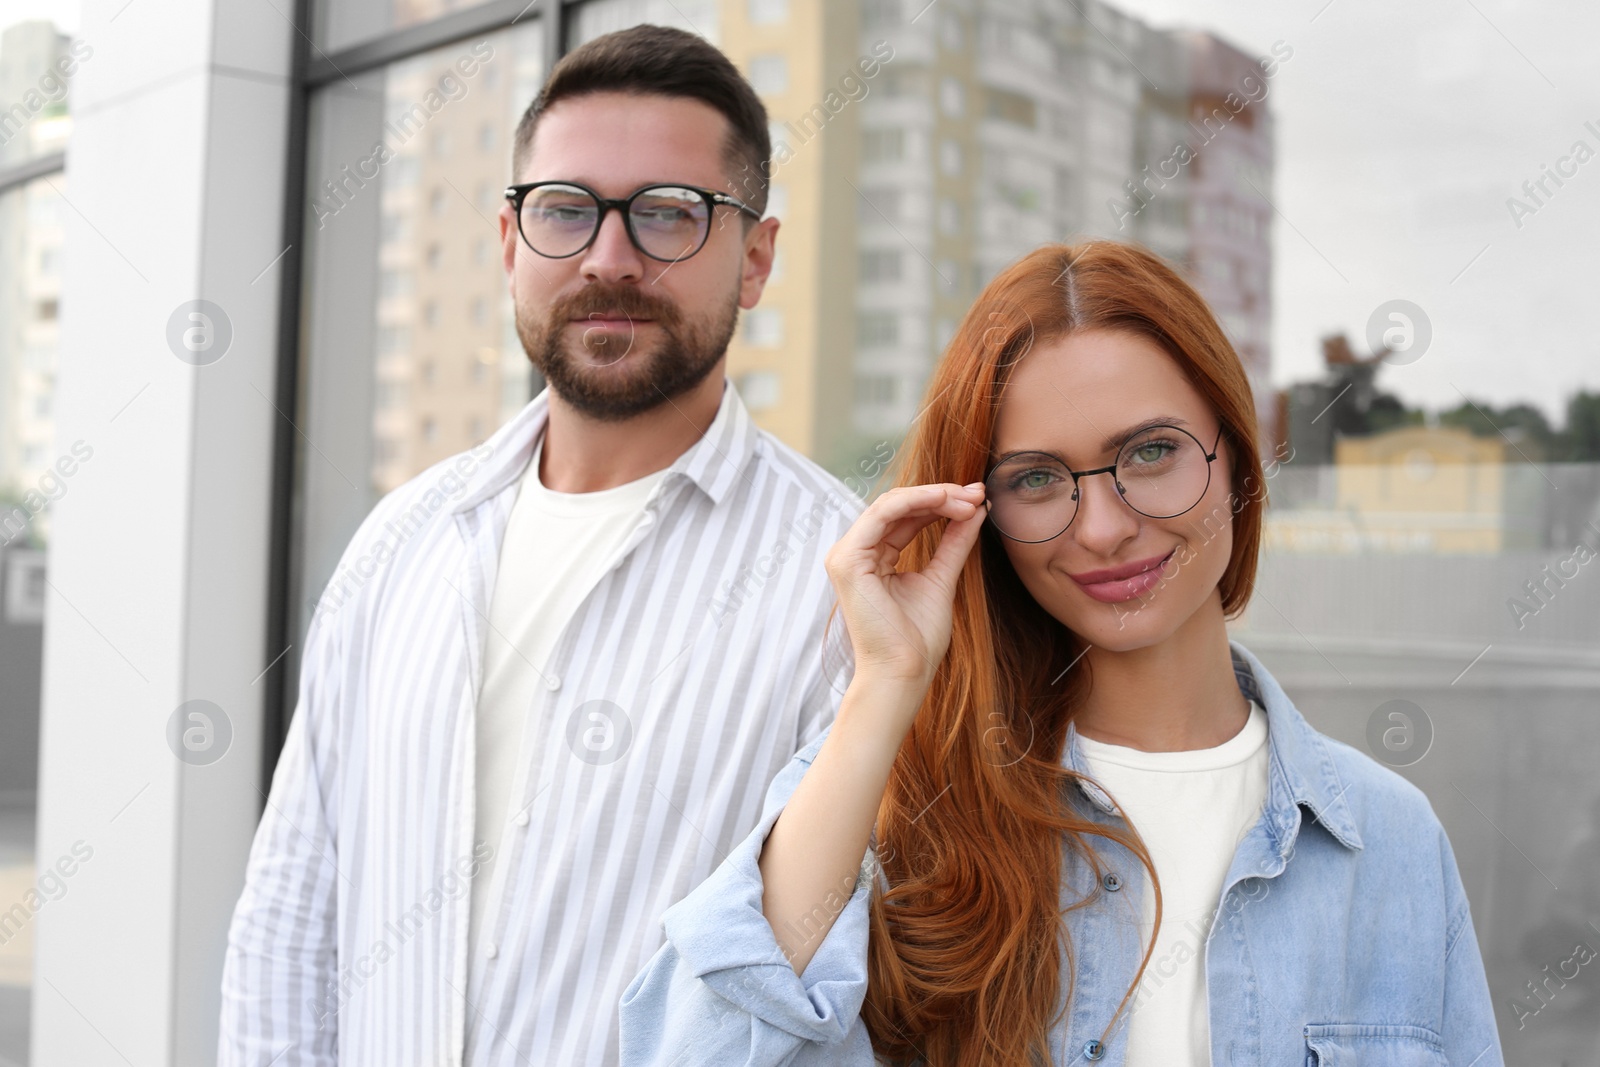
[33, 0, 293, 1062]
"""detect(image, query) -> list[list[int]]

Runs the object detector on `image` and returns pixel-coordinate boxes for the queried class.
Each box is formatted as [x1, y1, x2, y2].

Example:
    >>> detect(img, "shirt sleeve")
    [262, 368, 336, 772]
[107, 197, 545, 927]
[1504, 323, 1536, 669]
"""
[1438, 826, 1505, 1067]
[217, 605, 346, 1066]
[618, 728, 880, 1066]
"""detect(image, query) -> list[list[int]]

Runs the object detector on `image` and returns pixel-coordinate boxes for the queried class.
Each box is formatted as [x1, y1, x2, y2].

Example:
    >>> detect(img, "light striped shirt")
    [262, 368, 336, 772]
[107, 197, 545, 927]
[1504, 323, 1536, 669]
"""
[219, 378, 862, 1067]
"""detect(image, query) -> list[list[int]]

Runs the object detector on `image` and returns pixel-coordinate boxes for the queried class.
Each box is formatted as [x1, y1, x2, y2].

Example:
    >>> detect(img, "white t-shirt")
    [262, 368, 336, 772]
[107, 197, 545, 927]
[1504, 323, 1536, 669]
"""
[1075, 698, 1269, 1066]
[468, 431, 670, 957]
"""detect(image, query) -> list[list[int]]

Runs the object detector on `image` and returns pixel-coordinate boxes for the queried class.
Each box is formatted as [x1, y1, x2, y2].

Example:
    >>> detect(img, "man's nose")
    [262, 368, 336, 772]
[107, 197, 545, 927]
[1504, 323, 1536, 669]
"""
[579, 208, 645, 284]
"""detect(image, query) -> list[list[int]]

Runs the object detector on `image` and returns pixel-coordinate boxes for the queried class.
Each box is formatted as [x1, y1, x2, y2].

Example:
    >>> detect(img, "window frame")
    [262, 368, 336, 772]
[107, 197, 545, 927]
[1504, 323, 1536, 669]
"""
[262, 0, 572, 788]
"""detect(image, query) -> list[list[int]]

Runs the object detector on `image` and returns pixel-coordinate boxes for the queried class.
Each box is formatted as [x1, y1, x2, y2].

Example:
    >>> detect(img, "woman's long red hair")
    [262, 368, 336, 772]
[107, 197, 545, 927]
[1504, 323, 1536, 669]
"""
[857, 240, 1264, 1065]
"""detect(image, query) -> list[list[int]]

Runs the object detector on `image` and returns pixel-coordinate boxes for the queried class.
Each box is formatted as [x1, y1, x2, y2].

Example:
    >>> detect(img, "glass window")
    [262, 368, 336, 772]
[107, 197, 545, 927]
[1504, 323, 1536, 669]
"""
[0, 19, 77, 170]
[0, 13, 77, 1059]
[0, 168, 65, 1067]
[315, 0, 516, 52]
[290, 19, 544, 685]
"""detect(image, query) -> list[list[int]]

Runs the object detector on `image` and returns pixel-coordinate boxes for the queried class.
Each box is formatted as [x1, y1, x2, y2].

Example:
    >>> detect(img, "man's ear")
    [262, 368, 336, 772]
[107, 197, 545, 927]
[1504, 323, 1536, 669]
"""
[499, 201, 520, 292]
[739, 216, 780, 310]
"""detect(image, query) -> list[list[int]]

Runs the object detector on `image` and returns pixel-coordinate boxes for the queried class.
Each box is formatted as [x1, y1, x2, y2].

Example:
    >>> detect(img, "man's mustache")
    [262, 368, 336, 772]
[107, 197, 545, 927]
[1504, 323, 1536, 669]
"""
[547, 284, 681, 328]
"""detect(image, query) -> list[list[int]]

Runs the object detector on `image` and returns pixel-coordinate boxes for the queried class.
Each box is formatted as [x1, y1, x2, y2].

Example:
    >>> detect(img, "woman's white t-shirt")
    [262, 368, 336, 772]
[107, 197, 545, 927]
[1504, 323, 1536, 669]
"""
[1075, 699, 1270, 1066]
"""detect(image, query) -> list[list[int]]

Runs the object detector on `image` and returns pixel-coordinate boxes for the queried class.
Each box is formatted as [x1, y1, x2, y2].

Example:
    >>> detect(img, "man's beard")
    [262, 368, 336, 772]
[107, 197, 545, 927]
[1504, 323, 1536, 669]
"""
[516, 281, 739, 422]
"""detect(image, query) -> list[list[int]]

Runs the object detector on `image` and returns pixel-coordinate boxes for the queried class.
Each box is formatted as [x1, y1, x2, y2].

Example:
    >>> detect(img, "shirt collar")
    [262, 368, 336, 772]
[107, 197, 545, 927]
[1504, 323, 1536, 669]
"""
[1065, 639, 1364, 853]
[450, 376, 760, 515]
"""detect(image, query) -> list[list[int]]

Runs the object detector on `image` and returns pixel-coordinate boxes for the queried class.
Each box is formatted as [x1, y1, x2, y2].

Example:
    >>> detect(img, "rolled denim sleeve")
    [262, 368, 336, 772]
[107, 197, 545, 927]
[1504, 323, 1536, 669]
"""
[1438, 827, 1505, 1067]
[619, 728, 880, 1066]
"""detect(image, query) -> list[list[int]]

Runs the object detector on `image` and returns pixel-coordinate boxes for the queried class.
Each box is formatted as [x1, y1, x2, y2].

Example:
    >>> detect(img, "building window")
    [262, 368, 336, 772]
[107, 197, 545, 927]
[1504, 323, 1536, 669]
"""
[939, 139, 962, 176]
[940, 11, 965, 50]
[860, 249, 902, 283]
[939, 76, 965, 117]
[862, 0, 900, 28]
[749, 53, 787, 94]
[747, 0, 788, 23]
[985, 87, 1037, 128]
[858, 311, 898, 346]
[938, 197, 961, 235]
[376, 381, 409, 408]
[380, 268, 413, 299]
[863, 128, 905, 164]
[379, 326, 410, 354]
[857, 187, 902, 224]
[742, 308, 784, 347]
[855, 374, 896, 405]
[738, 369, 782, 410]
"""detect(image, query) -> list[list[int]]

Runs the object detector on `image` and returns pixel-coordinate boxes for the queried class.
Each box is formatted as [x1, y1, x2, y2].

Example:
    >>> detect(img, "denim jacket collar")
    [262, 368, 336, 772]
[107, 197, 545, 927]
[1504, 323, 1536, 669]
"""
[1063, 639, 1364, 854]
[450, 376, 760, 515]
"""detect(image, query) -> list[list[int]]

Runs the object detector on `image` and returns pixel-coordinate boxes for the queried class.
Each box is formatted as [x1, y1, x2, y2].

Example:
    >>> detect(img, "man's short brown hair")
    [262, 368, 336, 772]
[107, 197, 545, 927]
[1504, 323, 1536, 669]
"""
[511, 25, 771, 216]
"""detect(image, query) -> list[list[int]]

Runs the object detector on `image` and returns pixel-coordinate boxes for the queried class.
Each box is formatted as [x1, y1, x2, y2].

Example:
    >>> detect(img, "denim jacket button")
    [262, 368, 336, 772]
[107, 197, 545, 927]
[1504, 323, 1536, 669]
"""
[1083, 1038, 1106, 1060]
[1101, 872, 1122, 892]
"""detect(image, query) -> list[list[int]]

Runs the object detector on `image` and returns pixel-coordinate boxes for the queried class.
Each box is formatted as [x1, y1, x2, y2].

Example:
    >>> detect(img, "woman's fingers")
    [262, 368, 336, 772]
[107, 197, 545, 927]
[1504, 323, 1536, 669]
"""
[919, 501, 987, 591]
[830, 483, 984, 568]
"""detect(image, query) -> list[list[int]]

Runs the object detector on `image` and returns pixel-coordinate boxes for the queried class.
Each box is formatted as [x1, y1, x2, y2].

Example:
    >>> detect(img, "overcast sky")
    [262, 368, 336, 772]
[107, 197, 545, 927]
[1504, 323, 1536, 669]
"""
[12, 0, 1597, 422]
[1116, 0, 1599, 424]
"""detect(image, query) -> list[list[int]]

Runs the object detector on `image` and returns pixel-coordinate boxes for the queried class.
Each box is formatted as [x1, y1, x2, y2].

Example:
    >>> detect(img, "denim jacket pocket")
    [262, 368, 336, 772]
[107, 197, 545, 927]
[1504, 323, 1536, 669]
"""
[1303, 1023, 1450, 1066]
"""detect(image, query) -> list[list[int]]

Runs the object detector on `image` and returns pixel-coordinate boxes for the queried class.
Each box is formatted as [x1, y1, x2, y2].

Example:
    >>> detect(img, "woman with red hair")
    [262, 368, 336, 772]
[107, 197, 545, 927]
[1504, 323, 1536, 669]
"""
[621, 241, 1502, 1066]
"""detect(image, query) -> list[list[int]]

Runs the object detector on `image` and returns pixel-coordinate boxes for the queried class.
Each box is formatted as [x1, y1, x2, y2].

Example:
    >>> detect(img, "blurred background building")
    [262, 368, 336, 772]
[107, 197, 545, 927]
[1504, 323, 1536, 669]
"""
[0, 0, 1597, 1063]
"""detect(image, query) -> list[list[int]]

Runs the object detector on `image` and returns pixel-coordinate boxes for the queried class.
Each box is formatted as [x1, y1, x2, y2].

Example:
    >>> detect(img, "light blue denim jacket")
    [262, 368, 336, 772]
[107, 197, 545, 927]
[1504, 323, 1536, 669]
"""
[619, 640, 1504, 1066]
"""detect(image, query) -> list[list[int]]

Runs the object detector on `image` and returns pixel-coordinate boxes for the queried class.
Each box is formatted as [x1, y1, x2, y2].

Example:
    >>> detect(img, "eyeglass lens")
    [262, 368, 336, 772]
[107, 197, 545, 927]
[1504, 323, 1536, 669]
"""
[518, 184, 711, 261]
[984, 425, 1213, 542]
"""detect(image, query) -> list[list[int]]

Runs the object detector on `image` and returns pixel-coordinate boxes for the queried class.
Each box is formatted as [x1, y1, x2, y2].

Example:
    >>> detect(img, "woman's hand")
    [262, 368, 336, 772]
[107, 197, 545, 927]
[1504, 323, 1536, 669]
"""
[823, 482, 987, 699]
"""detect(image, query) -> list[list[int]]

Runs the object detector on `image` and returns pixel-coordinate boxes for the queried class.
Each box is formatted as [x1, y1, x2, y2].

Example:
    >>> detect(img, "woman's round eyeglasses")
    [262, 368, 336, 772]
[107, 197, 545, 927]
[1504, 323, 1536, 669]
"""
[504, 180, 762, 264]
[983, 423, 1226, 543]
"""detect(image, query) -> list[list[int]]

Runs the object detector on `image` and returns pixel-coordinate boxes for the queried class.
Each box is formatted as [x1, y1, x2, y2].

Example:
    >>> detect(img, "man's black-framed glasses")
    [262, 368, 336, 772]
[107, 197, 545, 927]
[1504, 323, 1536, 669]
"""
[504, 180, 761, 263]
[983, 423, 1226, 543]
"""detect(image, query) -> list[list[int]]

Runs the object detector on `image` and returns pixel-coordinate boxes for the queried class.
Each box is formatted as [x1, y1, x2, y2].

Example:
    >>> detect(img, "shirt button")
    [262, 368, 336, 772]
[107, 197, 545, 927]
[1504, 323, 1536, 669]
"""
[1101, 872, 1122, 892]
[514, 810, 530, 828]
[1083, 1039, 1105, 1060]
[545, 674, 561, 691]
[484, 943, 499, 959]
